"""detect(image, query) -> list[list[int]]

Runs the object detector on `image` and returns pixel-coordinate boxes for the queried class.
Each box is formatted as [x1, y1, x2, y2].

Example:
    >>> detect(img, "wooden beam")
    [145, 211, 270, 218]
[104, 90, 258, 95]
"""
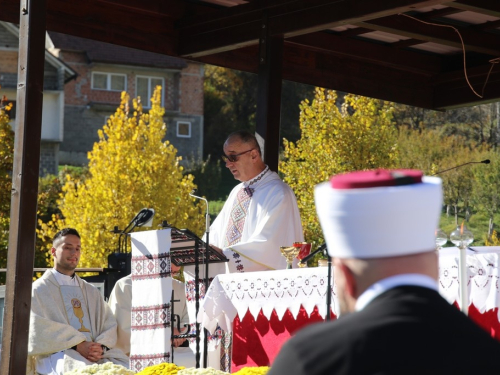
[46, 0, 179, 55]
[0, 0, 45, 374]
[287, 32, 444, 75]
[0, 0, 21, 23]
[358, 14, 500, 56]
[446, 0, 500, 18]
[256, 13, 283, 172]
[433, 63, 500, 108]
[178, 0, 450, 57]
[0, 0, 214, 57]
[196, 44, 436, 109]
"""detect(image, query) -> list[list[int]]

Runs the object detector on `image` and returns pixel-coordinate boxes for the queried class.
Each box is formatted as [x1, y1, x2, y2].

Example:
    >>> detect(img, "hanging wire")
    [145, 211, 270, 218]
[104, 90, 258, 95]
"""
[398, 13, 500, 99]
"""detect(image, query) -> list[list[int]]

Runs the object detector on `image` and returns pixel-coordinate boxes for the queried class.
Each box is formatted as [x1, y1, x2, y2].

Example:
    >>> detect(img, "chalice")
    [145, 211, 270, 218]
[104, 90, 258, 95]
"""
[294, 242, 311, 268]
[280, 245, 300, 269]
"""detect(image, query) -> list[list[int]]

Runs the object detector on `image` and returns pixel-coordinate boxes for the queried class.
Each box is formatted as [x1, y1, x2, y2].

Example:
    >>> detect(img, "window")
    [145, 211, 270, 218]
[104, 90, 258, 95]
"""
[177, 121, 191, 138]
[136, 76, 164, 108]
[92, 72, 126, 91]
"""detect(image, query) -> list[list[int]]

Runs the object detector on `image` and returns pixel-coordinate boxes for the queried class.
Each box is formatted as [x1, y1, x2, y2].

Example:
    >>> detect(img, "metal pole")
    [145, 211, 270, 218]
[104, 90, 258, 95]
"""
[0, 0, 46, 373]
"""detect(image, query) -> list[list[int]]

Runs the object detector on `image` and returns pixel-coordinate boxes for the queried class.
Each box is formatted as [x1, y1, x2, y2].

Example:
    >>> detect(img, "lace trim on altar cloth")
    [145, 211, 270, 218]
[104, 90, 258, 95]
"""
[439, 249, 500, 319]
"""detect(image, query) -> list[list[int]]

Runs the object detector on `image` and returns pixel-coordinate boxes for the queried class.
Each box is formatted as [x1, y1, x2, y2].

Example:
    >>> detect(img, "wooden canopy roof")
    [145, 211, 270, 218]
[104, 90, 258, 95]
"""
[2, 0, 500, 110]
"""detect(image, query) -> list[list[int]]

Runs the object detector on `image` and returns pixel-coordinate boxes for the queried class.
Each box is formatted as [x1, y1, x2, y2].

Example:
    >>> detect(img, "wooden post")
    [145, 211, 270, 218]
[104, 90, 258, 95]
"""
[256, 12, 283, 172]
[0, 0, 46, 373]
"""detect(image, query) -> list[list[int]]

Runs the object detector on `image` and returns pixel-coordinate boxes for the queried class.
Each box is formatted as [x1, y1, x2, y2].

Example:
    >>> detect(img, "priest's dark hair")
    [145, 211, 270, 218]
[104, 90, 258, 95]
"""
[52, 228, 80, 245]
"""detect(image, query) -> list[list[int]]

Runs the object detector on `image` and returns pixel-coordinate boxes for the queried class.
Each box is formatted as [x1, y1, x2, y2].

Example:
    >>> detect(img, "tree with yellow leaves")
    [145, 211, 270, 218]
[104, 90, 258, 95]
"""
[39, 87, 204, 268]
[280, 88, 399, 247]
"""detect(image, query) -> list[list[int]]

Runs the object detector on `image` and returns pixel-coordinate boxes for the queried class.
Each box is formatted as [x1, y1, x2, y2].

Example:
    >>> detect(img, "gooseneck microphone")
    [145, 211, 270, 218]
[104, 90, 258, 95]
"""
[432, 159, 490, 176]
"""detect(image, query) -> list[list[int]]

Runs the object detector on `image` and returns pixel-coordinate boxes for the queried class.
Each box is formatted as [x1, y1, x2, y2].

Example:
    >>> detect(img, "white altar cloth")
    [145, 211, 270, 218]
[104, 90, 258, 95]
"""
[438, 246, 500, 319]
[199, 247, 500, 336]
[198, 267, 338, 334]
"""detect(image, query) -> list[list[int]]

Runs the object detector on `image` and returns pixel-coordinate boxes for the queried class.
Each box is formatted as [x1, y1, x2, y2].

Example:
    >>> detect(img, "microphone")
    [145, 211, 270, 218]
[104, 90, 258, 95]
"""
[432, 159, 490, 176]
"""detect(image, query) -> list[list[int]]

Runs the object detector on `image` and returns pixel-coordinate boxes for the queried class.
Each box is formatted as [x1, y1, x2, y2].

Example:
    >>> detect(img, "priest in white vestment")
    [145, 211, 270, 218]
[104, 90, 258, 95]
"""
[27, 228, 129, 375]
[209, 130, 304, 273]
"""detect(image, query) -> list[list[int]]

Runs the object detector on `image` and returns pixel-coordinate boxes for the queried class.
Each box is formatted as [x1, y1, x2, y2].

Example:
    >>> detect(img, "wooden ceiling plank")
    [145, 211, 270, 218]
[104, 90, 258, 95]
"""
[358, 15, 500, 56]
[178, 0, 451, 57]
[390, 38, 425, 48]
[418, 6, 464, 19]
[338, 27, 373, 37]
[446, 0, 500, 18]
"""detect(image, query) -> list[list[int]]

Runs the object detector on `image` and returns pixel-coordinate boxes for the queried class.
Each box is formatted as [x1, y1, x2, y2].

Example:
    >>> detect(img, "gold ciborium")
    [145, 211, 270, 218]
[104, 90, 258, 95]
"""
[280, 245, 300, 269]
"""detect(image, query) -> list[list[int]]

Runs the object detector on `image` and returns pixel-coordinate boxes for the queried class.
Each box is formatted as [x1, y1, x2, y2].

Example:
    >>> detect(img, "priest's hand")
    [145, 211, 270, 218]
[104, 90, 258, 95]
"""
[76, 341, 103, 362]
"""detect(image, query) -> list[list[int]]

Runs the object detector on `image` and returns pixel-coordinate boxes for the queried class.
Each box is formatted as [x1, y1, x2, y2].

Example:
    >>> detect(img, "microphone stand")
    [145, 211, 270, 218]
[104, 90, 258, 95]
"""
[300, 244, 332, 321]
[189, 190, 210, 368]
[432, 159, 490, 175]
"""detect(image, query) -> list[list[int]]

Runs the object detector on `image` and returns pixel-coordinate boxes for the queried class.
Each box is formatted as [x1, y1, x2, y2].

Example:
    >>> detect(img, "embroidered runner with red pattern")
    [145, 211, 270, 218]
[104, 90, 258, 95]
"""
[224, 187, 252, 247]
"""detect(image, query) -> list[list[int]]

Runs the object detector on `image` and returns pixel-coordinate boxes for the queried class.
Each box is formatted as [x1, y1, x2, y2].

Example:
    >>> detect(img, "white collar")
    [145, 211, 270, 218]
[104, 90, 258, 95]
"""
[355, 274, 438, 311]
[51, 268, 78, 286]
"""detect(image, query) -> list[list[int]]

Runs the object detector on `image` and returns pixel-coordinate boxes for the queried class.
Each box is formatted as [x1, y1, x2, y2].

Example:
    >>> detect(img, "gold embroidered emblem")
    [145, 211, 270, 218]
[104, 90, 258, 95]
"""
[71, 298, 90, 332]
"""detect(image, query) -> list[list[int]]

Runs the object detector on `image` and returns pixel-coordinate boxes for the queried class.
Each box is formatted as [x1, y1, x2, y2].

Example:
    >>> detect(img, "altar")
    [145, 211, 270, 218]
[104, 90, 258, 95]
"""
[198, 267, 336, 372]
[197, 247, 500, 371]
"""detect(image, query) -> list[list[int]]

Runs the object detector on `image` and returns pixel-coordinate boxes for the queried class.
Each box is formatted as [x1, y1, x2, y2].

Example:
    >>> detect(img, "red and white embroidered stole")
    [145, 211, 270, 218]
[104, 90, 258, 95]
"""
[224, 187, 252, 247]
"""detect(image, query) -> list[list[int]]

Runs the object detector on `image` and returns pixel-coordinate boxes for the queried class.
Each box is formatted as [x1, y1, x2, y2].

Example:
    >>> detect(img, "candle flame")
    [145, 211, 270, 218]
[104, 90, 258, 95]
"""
[460, 222, 464, 235]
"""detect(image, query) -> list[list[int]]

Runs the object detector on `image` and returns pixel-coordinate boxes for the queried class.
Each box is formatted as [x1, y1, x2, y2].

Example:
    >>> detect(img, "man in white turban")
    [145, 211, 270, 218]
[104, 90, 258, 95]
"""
[269, 169, 500, 375]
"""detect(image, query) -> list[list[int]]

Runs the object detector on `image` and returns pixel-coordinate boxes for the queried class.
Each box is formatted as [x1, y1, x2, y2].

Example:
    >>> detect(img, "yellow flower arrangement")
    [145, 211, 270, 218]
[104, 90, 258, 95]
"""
[136, 362, 185, 375]
[234, 367, 270, 375]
